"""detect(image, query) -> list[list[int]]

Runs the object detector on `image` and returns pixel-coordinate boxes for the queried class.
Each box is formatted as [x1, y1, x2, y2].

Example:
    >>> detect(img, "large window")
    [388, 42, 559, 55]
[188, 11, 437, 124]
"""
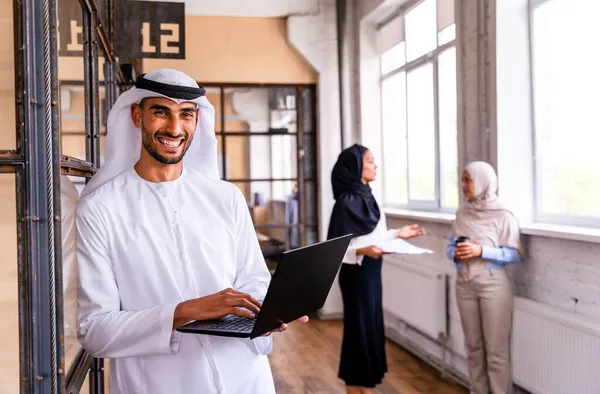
[378, 0, 458, 211]
[204, 84, 319, 251]
[531, 0, 600, 226]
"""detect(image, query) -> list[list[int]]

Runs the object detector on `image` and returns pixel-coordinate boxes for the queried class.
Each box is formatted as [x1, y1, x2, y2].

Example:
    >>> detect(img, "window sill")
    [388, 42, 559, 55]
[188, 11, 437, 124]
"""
[520, 222, 600, 244]
[384, 208, 600, 244]
[383, 208, 455, 225]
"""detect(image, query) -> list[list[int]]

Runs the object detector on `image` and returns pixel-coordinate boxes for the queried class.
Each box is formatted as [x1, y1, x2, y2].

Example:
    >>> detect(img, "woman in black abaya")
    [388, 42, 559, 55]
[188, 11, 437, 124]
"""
[327, 144, 424, 394]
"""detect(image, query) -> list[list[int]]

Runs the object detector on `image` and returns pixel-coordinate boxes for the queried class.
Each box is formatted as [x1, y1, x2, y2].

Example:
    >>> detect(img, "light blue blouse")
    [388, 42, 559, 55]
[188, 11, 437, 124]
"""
[446, 232, 520, 271]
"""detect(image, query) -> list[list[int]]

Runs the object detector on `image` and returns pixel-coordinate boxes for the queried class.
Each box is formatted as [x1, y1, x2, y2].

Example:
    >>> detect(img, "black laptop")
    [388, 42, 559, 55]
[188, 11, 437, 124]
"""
[176, 234, 353, 339]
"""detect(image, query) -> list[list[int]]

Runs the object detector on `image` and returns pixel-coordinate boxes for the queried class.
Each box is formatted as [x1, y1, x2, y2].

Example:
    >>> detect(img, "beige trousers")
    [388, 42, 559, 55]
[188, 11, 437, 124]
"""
[456, 268, 513, 394]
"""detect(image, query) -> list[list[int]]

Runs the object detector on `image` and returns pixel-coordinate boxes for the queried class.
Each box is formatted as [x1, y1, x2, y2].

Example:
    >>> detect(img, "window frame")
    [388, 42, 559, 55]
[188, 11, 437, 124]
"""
[529, 0, 600, 229]
[378, 0, 458, 213]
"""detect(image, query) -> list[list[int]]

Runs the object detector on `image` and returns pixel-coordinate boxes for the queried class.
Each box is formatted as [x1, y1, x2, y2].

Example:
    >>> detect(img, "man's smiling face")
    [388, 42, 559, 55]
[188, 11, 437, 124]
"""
[132, 97, 199, 165]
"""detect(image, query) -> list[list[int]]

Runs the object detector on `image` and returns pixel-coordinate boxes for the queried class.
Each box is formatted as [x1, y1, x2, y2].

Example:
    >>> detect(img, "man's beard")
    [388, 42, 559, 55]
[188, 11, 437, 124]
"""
[141, 124, 192, 165]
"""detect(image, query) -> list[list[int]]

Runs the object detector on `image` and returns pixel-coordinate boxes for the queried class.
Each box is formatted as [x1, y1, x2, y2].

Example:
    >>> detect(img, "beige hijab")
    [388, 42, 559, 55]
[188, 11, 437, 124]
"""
[452, 161, 521, 281]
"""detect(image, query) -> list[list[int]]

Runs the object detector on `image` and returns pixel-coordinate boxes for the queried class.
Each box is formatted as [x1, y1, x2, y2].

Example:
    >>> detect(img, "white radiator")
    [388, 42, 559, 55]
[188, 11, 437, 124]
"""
[381, 256, 448, 340]
[512, 297, 600, 394]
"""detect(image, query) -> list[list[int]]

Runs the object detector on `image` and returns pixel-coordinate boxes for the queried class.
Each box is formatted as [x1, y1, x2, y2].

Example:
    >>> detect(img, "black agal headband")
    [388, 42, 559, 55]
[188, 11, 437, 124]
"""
[134, 74, 206, 100]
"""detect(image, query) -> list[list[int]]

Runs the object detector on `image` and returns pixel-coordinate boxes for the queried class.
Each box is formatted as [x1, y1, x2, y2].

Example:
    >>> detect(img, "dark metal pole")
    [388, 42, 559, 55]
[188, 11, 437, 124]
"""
[220, 86, 226, 179]
[83, 5, 104, 392]
[12, 0, 29, 391]
[15, 0, 63, 391]
[65, 349, 93, 393]
[84, 9, 101, 168]
[89, 358, 105, 394]
[297, 87, 307, 247]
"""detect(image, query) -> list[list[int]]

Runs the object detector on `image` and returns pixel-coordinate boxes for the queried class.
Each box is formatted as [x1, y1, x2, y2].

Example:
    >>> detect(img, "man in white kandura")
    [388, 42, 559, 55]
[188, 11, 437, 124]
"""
[75, 68, 308, 394]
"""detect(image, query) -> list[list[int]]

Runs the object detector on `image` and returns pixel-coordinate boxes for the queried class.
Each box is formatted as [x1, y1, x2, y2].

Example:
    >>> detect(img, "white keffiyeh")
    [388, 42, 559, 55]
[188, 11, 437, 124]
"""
[81, 68, 219, 198]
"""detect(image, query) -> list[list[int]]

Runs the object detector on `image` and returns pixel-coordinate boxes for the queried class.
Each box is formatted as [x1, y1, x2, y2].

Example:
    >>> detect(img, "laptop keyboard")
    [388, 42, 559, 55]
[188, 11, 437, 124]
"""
[204, 315, 257, 331]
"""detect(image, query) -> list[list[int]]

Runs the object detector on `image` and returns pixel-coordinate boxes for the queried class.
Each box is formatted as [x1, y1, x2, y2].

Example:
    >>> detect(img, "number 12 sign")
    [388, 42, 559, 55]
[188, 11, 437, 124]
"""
[58, 0, 186, 60]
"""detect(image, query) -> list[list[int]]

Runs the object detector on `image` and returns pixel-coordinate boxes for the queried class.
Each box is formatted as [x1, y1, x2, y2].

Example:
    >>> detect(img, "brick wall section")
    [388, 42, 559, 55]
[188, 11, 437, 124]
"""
[515, 237, 600, 317]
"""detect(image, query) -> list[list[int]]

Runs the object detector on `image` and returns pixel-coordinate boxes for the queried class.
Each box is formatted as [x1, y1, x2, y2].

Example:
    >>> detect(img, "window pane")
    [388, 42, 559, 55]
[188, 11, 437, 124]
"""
[380, 42, 406, 75]
[405, 0, 437, 62]
[234, 181, 297, 212]
[205, 87, 222, 132]
[438, 23, 456, 46]
[234, 181, 297, 248]
[407, 63, 436, 201]
[220, 87, 272, 133]
[532, 0, 600, 217]
[270, 134, 298, 183]
[381, 73, 408, 205]
[222, 135, 298, 181]
[438, 47, 458, 208]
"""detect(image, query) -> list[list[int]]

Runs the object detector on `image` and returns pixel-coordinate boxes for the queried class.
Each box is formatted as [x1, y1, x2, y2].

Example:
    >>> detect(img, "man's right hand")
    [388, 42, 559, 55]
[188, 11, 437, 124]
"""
[357, 245, 385, 259]
[172, 288, 262, 330]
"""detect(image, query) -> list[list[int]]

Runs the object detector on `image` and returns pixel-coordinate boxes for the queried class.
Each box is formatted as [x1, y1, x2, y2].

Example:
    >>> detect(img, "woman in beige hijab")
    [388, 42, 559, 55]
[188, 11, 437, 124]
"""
[446, 161, 521, 394]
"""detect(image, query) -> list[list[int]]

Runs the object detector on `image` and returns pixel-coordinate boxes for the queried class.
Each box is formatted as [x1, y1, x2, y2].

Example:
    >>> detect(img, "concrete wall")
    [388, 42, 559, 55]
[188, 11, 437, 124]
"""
[144, 16, 317, 84]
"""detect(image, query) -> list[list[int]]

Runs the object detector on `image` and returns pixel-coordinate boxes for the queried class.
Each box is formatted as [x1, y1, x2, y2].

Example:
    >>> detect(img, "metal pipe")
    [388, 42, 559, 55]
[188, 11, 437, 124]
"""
[296, 87, 307, 247]
[0, 150, 24, 167]
[47, 0, 65, 390]
[433, 56, 442, 207]
[476, 0, 482, 160]
[83, 5, 105, 391]
[30, 0, 52, 389]
[89, 358, 105, 394]
[220, 86, 226, 179]
[65, 349, 93, 393]
[15, 0, 62, 391]
[481, 0, 496, 165]
[335, 0, 346, 151]
[13, 0, 29, 392]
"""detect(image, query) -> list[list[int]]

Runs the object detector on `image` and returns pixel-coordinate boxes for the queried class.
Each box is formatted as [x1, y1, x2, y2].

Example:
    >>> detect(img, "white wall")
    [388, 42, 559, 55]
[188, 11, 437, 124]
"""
[147, 0, 320, 17]
[287, 0, 342, 244]
[287, 0, 344, 316]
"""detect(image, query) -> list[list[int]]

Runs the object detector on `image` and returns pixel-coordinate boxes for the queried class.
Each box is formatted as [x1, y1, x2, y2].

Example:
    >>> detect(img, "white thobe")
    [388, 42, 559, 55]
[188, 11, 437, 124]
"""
[341, 212, 400, 265]
[76, 166, 275, 394]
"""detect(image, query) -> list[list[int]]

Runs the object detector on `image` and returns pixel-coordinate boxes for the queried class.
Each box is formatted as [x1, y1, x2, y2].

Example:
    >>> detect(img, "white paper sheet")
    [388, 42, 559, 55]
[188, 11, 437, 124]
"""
[378, 238, 433, 255]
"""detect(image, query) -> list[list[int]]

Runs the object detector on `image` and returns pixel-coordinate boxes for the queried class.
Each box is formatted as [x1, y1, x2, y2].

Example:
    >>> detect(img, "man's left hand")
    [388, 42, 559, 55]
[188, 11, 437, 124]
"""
[262, 315, 309, 336]
[397, 224, 425, 239]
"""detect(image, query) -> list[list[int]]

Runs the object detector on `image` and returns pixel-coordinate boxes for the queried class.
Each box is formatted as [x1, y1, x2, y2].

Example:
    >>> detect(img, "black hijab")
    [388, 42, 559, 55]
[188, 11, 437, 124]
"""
[327, 144, 381, 240]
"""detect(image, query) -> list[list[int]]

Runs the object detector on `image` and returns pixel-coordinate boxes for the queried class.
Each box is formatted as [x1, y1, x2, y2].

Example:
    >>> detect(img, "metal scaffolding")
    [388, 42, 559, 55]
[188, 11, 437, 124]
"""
[0, 0, 123, 392]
